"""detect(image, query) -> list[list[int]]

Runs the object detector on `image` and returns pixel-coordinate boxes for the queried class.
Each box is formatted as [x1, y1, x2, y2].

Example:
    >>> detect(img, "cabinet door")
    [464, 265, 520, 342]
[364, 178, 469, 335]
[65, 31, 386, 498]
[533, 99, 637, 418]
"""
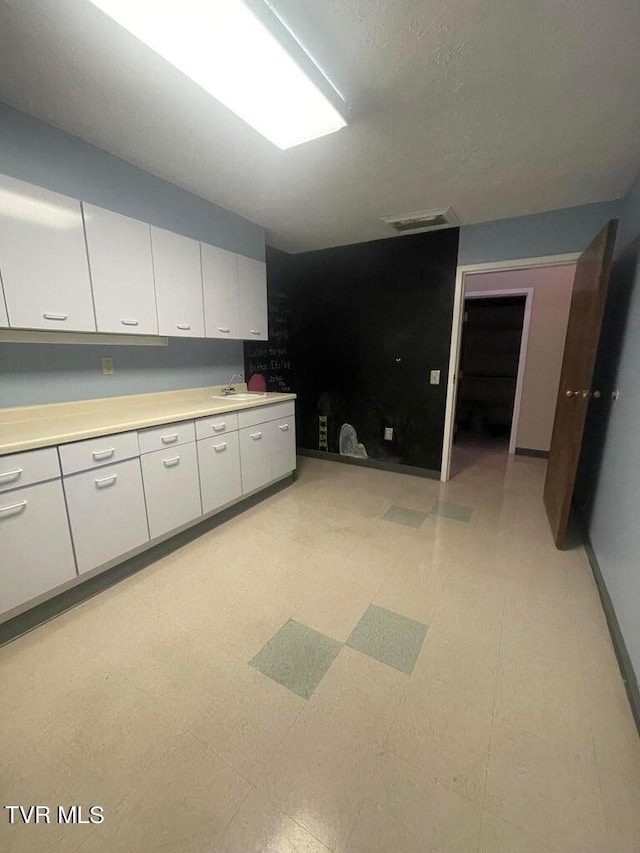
[64, 458, 149, 574]
[269, 415, 297, 480]
[201, 243, 239, 339]
[0, 479, 76, 615]
[197, 432, 242, 515]
[0, 175, 95, 332]
[239, 425, 272, 494]
[151, 226, 204, 337]
[83, 203, 158, 335]
[237, 255, 268, 340]
[0, 274, 8, 328]
[141, 443, 202, 539]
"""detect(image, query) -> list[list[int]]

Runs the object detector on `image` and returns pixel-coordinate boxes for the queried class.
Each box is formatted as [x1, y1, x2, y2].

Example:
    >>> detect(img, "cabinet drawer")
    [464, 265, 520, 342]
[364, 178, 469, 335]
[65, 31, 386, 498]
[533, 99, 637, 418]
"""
[0, 479, 76, 615]
[138, 420, 195, 454]
[195, 412, 239, 440]
[141, 443, 202, 539]
[64, 458, 149, 574]
[197, 432, 242, 515]
[59, 431, 139, 475]
[0, 446, 61, 494]
[237, 401, 295, 430]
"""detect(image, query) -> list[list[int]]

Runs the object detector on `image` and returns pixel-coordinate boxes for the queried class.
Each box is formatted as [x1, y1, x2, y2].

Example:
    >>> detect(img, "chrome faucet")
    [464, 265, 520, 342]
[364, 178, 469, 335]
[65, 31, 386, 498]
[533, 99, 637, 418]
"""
[221, 373, 242, 395]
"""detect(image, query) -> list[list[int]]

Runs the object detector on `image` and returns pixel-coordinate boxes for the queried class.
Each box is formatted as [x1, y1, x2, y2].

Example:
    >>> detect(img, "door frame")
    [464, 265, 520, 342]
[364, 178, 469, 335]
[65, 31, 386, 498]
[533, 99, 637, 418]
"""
[441, 254, 580, 482]
[462, 288, 533, 456]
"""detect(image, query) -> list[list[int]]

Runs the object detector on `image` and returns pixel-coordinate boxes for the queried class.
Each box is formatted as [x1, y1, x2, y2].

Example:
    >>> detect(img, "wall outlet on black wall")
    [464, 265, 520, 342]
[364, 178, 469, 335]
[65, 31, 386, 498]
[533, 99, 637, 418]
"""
[384, 427, 394, 441]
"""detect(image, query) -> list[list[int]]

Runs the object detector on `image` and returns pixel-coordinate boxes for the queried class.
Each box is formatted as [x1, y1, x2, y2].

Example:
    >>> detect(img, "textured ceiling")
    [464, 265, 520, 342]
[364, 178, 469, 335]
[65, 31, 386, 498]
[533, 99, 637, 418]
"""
[0, 0, 639, 252]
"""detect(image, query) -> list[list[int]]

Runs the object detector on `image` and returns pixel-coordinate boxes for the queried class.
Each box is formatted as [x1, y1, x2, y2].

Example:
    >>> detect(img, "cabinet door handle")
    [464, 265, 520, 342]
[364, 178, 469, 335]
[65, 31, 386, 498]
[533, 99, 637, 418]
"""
[43, 313, 68, 321]
[279, 423, 290, 431]
[212, 423, 226, 432]
[0, 468, 23, 483]
[92, 448, 115, 461]
[218, 327, 230, 333]
[161, 434, 179, 444]
[213, 442, 228, 452]
[121, 319, 139, 326]
[0, 499, 27, 516]
[250, 432, 263, 440]
[95, 474, 117, 488]
[176, 323, 191, 331]
[163, 456, 180, 467]
[250, 329, 261, 335]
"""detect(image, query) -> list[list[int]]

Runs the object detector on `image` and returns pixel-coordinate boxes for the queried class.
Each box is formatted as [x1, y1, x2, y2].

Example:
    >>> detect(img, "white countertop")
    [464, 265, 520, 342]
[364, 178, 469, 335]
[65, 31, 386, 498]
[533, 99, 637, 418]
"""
[0, 385, 296, 455]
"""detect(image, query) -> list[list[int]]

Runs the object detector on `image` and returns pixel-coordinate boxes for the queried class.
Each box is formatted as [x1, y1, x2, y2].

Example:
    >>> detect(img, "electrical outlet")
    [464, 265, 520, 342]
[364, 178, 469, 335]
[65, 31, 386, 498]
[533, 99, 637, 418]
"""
[430, 369, 440, 385]
[384, 427, 394, 441]
[101, 357, 114, 375]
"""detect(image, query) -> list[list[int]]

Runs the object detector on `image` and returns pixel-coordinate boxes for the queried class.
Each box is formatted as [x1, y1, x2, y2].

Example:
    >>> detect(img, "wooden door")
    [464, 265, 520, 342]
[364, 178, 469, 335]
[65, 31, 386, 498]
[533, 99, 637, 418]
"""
[544, 220, 618, 547]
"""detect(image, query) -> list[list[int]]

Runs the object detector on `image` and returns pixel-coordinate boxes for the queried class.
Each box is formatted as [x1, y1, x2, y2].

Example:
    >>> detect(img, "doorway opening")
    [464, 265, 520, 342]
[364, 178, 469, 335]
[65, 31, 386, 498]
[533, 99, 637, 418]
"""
[453, 294, 527, 473]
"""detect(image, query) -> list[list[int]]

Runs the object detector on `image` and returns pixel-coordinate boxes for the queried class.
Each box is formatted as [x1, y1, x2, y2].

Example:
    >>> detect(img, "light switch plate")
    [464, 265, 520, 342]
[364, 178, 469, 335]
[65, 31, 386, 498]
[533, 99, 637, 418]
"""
[430, 370, 440, 385]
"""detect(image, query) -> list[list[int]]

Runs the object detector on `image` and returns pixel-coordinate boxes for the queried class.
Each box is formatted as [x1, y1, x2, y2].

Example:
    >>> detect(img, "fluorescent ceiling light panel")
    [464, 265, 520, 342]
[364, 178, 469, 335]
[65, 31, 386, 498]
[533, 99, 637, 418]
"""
[87, 0, 347, 149]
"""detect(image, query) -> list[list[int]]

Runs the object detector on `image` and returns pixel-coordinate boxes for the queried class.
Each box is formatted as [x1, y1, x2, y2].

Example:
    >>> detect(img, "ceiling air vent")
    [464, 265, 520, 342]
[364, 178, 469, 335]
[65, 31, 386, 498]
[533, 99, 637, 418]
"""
[382, 207, 459, 234]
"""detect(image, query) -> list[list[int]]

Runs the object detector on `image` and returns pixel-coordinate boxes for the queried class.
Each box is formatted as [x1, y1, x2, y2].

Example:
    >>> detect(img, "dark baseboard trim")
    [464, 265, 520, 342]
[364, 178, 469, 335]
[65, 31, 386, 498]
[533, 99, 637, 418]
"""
[580, 522, 640, 736]
[0, 475, 294, 648]
[298, 448, 440, 480]
[515, 447, 550, 458]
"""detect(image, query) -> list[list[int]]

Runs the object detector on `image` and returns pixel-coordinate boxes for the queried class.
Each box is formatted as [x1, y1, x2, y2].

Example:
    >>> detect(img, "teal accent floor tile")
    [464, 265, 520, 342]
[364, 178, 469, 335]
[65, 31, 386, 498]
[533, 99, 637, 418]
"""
[431, 501, 474, 522]
[346, 605, 428, 674]
[249, 619, 342, 699]
[383, 505, 428, 528]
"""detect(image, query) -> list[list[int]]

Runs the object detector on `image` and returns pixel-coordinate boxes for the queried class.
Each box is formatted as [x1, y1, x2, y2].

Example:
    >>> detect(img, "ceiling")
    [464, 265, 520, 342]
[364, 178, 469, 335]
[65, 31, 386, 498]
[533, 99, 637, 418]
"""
[1, 0, 639, 252]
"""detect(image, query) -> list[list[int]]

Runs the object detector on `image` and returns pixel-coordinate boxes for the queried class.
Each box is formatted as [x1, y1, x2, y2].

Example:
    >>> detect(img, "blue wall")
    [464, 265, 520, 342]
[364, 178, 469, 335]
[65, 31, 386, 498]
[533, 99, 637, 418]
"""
[458, 199, 622, 265]
[0, 102, 263, 407]
[584, 170, 640, 684]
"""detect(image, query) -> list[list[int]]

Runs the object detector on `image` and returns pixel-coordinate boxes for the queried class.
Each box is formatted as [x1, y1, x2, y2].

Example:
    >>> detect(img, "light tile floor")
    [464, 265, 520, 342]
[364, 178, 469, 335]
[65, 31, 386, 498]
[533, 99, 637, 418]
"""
[1, 447, 640, 852]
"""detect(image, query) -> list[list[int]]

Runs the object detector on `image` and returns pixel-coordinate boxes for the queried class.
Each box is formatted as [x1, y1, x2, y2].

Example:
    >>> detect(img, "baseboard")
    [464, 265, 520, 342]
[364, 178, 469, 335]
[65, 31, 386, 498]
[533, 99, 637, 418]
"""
[580, 523, 640, 736]
[0, 475, 295, 648]
[515, 447, 550, 458]
[298, 448, 440, 480]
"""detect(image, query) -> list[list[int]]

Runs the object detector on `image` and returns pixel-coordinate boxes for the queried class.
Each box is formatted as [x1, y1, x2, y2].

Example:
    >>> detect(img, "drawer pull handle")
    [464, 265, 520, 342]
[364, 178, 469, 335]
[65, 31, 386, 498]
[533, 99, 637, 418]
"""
[161, 434, 179, 444]
[0, 468, 23, 482]
[279, 424, 290, 431]
[218, 327, 230, 333]
[95, 474, 117, 488]
[0, 499, 27, 516]
[163, 456, 180, 467]
[213, 442, 227, 452]
[212, 423, 226, 432]
[176, 323, 191, 330]
[250, 432, 262, 440]
[250, 329, 261, 335]
[92, 448, 115, 461]
[121, 319, 139, 326]
[43, 313, 68, 321]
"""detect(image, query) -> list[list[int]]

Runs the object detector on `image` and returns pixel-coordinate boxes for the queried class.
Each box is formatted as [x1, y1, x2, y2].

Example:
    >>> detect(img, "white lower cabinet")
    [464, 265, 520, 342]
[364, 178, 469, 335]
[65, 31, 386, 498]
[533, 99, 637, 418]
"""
[0, 479, 76, 614]
[141, 443, 202, 539]
[270, 416, 297, 480]
[239, 425, 273, 494]
[64, 458, 149, 574]
[198, 432, 242, 514]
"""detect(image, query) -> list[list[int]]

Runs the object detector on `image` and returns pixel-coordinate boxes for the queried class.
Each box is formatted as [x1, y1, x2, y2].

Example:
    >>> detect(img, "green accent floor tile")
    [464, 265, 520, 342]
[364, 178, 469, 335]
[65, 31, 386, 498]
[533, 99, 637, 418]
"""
[383, 505, 428, 528]
[249, 619, 342, 699]
[346, 605, 428, 674]
[431, 501, 474, 522]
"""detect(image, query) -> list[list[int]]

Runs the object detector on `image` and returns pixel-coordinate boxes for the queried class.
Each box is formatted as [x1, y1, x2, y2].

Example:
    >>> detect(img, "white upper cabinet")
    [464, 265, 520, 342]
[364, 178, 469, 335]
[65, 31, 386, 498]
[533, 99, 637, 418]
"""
[151, 226, 204, 337]
[83, 203, 158, 335]
[201, 243, 239, 339]
[0, 275, 8, 327]
[238, 256, 268, 340]
[0, 175, 95, 332]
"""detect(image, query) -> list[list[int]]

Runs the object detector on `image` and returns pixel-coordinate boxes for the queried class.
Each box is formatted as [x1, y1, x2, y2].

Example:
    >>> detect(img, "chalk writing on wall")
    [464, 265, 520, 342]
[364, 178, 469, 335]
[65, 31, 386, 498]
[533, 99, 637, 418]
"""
[244, 290, 293, 392]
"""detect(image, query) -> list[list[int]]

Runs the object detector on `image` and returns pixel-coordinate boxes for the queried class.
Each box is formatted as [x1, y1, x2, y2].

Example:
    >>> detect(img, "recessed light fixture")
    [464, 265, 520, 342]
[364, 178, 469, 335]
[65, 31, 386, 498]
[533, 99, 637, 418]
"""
[86, 0, 348, 149]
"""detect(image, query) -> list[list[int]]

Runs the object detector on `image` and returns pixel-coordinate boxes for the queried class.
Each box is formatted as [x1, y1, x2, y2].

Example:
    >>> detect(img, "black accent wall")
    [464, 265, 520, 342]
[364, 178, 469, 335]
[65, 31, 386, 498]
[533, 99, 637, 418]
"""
[245, 230, 459, 473]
